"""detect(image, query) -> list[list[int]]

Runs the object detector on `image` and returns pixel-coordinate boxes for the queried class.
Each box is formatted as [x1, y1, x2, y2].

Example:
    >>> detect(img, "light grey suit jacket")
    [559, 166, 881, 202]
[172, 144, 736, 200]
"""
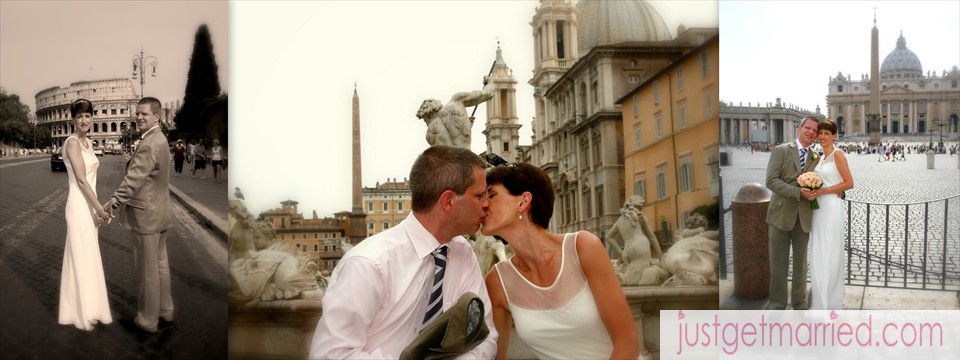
[106, 127, 172, 234]
[765, 141, 819, 233]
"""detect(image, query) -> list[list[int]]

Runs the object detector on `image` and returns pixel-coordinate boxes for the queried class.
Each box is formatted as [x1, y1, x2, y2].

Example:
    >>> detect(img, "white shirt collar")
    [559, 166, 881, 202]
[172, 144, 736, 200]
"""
[401, 212, 446, 260]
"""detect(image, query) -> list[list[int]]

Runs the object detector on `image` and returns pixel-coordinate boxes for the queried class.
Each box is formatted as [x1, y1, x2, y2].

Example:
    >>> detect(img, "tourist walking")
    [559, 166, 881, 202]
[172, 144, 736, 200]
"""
[210, 138, 225, 184]
[192, 139, 207, 180]
[171, 140, 187, 177]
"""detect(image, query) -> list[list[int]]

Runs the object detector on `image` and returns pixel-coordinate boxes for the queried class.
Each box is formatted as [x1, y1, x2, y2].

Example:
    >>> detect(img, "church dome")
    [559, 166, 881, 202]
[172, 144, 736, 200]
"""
[880, 32, 922, 79]
[576, 0, 672, 53]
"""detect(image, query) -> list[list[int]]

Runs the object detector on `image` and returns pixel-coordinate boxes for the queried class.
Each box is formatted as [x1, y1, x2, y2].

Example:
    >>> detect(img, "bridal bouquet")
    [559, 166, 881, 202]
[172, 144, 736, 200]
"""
[797, 172, 823, 209]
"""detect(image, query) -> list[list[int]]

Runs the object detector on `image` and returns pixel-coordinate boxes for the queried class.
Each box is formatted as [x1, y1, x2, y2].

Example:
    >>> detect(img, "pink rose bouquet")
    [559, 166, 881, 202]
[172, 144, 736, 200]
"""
[797, 172, 823, 209]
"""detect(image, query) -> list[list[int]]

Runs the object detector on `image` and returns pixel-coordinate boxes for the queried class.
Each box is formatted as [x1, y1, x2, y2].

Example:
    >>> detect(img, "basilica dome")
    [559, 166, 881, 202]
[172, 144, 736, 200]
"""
[576, 0, 672, 54]
[880, 32, 923, 78]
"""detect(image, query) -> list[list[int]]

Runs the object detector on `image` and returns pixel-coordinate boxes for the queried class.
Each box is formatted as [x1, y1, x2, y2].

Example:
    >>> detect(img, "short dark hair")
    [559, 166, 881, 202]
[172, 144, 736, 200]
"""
[799, 116, 820, 128]
[485, 162, 555, 229]
[818, 119, 838, 134]
[409, 145, 487, 213]
[138, 97, 162, 115]
[70, 99, 94, 118]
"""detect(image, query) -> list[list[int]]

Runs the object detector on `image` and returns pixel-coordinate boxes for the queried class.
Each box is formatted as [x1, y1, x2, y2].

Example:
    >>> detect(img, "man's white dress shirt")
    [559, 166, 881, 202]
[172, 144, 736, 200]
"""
[310, 212, 497, 359]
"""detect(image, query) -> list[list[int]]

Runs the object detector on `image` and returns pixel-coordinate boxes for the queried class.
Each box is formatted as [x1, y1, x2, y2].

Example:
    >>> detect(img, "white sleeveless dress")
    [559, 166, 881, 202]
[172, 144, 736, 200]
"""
[495, 232, 614, 359]
[809, 148, 846, 310]
[59, 135, 113, 330]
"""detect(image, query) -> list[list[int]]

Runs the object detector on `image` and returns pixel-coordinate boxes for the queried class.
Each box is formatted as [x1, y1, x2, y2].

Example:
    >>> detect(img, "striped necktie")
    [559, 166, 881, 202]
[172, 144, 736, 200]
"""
[421, 246, 448, 329]
[800, 147, 808, 169]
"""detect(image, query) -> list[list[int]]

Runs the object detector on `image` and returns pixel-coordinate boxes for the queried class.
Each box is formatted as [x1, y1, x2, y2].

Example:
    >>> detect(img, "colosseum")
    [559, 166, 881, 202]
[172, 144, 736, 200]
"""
[35, 78, 139, 150]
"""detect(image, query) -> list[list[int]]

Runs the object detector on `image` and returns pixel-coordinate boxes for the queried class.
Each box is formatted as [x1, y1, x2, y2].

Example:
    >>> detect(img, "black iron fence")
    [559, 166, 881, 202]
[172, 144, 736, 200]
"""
[845, 195, 959, 291]
[721, 191, 960, 291]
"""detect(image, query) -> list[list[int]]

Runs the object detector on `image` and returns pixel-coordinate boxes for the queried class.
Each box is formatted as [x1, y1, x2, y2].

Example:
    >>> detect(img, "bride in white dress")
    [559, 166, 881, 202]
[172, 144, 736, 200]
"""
[59, 99, 114, 330]
[481, 163, 644, 360]
[809, 119, 855, 310]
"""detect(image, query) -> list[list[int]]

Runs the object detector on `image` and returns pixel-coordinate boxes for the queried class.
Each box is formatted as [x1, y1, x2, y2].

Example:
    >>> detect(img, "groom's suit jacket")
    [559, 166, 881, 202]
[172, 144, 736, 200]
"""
[765, 140, 820, 233]
[106, 127, 172, 234]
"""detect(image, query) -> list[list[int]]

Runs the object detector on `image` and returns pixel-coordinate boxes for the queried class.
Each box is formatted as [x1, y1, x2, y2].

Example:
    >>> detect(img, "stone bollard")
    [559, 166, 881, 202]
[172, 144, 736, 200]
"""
[926, 149, 935, 169]
[731, 183, 770, 300]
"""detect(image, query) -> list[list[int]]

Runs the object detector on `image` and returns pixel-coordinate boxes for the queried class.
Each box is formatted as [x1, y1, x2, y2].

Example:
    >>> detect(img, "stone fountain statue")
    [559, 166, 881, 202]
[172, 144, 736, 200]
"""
[659, 213, 720, 286]
[416, 77, 495, 148]
[605, 195, 670, 286]
[228, 199, 325, 309]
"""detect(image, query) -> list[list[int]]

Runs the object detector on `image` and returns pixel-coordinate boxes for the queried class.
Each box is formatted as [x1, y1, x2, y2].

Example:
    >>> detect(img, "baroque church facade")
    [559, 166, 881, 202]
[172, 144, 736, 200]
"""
[826, 26, 960, 140]
[514, 0, 717, 236]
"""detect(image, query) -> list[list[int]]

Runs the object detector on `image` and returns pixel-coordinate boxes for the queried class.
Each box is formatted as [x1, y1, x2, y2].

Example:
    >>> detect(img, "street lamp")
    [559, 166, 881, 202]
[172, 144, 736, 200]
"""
[132, 48, 158, 97]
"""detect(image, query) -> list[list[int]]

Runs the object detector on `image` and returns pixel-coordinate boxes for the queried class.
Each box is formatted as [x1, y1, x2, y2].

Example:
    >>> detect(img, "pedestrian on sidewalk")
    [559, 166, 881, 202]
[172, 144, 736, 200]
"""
[172, 139, 187, 177]
[102, 97, 175, 334]
[59, 98, 114, 331]
[210, 138, 225, 184]
[192, 139, 207, 180]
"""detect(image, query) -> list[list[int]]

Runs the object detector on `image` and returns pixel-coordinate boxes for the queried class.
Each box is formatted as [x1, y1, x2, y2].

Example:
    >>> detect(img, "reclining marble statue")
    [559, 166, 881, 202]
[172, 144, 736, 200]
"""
[606, 197, 720, 286]
[660, 214, 720, 286]
[417, 76, 495, 148]
[228, 200, 324, 309]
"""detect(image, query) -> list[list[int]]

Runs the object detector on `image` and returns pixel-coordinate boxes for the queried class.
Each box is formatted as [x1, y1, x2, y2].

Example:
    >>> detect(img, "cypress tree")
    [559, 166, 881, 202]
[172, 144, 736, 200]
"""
[173, 24, 222, 140]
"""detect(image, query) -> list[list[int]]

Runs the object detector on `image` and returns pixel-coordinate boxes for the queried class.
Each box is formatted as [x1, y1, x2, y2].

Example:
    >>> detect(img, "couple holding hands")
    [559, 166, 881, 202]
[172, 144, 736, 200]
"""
[59, 97, 174, 334]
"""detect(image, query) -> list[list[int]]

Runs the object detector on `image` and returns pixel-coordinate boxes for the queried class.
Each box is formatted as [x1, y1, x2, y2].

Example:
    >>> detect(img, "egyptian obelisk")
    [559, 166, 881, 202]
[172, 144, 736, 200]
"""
[349, 84, 367, 245]
[868, 8, 881, 146]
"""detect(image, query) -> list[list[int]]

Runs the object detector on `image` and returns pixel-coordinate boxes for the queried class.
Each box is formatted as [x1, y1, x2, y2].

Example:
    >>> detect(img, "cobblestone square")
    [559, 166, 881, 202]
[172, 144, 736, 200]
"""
[720, 146, 960, 291]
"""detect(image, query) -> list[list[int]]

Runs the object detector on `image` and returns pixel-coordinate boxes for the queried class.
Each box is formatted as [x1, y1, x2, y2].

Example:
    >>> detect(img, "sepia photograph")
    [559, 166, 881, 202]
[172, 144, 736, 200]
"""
[0, 1, 229, 358]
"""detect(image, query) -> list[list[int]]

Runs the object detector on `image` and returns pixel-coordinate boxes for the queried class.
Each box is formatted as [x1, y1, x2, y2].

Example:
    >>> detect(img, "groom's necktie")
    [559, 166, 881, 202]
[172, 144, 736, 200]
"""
[421, 246, 448, 330]
[800, 147, 808, 169]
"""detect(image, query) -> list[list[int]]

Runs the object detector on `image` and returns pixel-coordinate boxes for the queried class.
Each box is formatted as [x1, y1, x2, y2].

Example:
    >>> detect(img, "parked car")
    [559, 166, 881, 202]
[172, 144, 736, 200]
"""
[93, 147, 104, 157]
[50, 148, 66, 171]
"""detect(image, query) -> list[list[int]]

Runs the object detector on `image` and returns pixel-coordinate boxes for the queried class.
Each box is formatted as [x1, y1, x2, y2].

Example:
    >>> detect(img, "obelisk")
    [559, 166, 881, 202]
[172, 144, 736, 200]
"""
[349, 84, 367, 245]
[868, 8, 881, 146]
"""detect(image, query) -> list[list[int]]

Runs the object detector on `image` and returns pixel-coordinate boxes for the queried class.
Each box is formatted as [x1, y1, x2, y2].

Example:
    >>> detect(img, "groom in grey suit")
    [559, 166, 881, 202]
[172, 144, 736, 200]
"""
[104, 97, 173, 332]
[764, 116, 820, 310]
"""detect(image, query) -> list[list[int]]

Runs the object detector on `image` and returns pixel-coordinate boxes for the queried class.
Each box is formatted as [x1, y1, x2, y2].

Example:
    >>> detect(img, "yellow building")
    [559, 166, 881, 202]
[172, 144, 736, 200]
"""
[618, 34, 719, 242]
[259, 200, 346, 272]
[362, 178, 412, 236]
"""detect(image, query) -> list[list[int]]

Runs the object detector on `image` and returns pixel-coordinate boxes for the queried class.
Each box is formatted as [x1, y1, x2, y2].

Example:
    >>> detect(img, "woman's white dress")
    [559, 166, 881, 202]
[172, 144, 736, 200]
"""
[494, 232, 614, 359]
[809, 148, 846, 310]
[58, 135, 113, 330]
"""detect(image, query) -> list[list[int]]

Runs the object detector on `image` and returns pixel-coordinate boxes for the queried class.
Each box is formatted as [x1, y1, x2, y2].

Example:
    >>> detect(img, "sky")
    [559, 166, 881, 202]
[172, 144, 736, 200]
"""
[720, 1, 960, 114]
[230, 0, 719, 218]
[0, 1, 229, 120]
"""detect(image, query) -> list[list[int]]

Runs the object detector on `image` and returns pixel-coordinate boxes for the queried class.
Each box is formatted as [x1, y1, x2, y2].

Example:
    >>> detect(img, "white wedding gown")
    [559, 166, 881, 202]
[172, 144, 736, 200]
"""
[59, 135, 113, 330]
[809, 148, 846, 310]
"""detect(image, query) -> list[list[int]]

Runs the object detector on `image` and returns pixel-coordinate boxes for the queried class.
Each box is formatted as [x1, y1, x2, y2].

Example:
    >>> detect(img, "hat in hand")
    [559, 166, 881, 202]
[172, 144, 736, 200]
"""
[399, 292, 489, 360]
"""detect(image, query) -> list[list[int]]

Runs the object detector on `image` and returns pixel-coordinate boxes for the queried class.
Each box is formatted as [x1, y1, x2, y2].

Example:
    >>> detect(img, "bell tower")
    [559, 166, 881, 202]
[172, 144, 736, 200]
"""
[529, 0, 578, 166]
[483, 44, 522, 163]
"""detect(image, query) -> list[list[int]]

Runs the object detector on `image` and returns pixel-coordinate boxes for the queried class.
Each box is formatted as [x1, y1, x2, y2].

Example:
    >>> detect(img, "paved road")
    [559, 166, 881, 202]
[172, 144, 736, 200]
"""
[0, 154, 228, 359]
[720, 147, 960, 290]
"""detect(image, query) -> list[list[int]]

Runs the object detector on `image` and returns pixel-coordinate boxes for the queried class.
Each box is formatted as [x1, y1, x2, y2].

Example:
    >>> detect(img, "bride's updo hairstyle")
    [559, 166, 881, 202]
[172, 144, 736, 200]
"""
[818, 119, 838, 135]
[70, 99, 94, 119]
[485, 162, 555, 229]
